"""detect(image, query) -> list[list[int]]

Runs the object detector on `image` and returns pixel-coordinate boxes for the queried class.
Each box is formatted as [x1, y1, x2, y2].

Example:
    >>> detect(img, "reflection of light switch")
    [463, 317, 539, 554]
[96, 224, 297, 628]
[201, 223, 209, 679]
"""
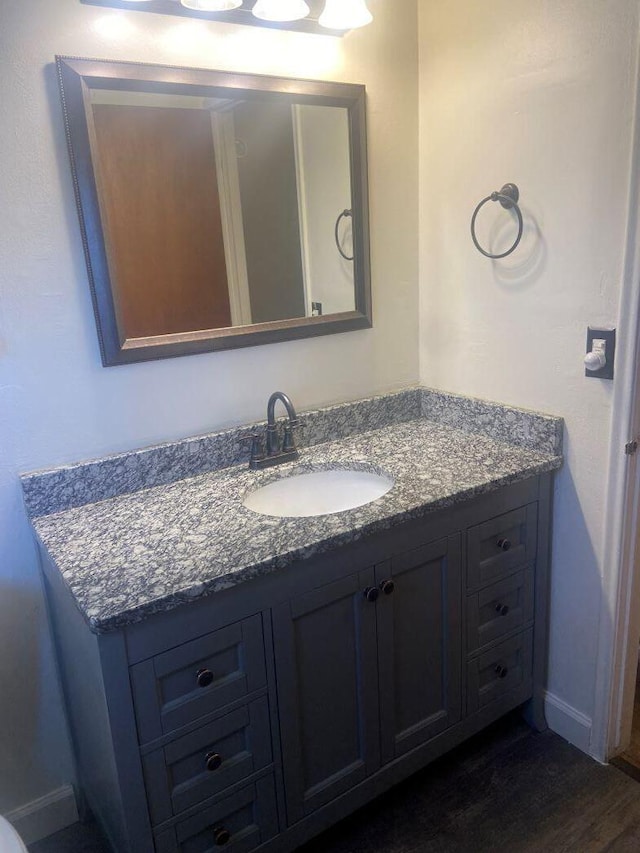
[585, 327, 615, 379]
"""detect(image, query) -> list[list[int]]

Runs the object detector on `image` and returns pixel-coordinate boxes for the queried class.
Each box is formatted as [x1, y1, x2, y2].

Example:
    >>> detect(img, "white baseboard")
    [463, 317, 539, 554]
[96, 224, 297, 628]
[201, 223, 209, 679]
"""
[4, 785, 78, 845]
[544, 690, 593, 754]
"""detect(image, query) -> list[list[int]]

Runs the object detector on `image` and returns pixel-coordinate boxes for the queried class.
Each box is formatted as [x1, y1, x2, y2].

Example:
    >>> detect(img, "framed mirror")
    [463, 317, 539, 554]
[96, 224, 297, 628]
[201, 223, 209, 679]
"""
[56, 56, 372, 366]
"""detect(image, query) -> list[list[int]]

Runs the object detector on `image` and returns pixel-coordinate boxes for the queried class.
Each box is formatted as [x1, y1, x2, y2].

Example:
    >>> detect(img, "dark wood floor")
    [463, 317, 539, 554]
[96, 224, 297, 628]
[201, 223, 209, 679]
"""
[29, 712, 640, 853]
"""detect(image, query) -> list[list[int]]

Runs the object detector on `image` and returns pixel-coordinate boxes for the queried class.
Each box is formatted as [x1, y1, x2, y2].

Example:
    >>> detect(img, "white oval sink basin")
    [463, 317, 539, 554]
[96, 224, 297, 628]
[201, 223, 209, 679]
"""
[243, 469, 394, 518]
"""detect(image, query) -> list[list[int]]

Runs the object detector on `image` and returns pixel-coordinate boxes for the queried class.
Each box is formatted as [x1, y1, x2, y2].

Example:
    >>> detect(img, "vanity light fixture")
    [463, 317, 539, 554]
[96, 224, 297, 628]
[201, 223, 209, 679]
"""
[319, 0, 372, 29]
[252, 0, 310, 21]
[80, 0, 373, 34]
[181, 0, 242, 8]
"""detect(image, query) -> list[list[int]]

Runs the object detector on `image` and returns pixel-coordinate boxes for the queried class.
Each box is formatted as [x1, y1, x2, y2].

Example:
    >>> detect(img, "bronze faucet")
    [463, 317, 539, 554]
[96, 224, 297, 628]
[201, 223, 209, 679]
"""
[248, 392, 301, 470]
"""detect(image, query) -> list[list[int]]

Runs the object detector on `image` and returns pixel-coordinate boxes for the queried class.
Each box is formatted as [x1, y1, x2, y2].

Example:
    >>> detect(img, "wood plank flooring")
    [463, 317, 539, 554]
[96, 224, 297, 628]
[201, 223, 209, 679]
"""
[29, 712, 640, 853]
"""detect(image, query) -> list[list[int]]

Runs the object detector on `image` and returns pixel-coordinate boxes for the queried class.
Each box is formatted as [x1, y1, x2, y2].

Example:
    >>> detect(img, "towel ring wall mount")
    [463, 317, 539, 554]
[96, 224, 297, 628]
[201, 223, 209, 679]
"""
[471, 183, 523, 259]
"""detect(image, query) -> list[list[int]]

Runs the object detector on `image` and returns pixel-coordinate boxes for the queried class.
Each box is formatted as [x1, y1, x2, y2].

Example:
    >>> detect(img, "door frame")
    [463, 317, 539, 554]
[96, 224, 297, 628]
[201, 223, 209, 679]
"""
[209, 110, 253, 327]
[291, 105, 314, 317]
[591, 63, 640, 761]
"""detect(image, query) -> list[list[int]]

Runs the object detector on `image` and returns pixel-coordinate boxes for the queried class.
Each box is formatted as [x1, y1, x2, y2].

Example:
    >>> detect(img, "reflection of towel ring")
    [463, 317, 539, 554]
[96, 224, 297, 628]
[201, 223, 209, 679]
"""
[471, 183, 523, 259]
[334, 209, 354, 261]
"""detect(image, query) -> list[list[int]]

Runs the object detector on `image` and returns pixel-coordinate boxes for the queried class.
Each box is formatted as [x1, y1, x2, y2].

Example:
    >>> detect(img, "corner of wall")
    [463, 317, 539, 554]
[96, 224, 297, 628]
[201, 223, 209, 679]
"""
[544, 690, 593, 757]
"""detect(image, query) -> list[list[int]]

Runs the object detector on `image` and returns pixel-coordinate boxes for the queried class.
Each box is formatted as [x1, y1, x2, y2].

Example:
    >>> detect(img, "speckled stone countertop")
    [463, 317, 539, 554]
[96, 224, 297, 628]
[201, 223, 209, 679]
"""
[23, 389, 563, 633]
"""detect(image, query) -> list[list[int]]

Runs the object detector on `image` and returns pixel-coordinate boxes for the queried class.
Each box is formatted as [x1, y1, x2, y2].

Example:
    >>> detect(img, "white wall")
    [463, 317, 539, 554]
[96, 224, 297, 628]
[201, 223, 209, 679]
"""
[419, 0, 640, 750]
[0, 0, 419, 819]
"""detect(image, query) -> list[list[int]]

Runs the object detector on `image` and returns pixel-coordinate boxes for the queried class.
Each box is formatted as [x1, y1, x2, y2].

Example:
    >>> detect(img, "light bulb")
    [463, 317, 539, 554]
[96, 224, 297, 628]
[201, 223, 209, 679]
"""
[319, 0, 372, 30]
[252, 0, 310, 22]
[180, 0, 242, 9]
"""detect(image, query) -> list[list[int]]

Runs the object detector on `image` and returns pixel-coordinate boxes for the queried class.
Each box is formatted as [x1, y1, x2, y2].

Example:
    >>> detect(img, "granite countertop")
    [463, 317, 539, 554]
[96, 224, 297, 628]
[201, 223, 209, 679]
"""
[28, 403, 563, 634]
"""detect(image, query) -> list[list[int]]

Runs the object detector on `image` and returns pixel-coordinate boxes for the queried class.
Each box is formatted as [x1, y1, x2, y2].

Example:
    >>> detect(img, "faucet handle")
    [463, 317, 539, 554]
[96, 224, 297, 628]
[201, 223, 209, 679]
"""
[283, 420, 304, 453]
[282, 425, 296, 453]
[239, 432, 266, 464]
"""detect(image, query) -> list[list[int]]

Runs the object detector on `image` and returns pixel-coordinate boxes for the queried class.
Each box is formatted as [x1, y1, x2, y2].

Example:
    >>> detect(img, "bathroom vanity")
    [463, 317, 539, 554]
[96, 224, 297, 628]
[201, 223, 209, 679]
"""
[23, 389, 563, 853]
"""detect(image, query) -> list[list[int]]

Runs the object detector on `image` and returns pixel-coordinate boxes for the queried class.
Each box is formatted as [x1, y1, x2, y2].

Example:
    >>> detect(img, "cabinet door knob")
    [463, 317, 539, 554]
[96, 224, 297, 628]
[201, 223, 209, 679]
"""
[494, 664, 508, 679]
[197, 668, 214, 688]
[363, 586, 379, 603]
[496, 538, 512, 552]
[213, 826, 231, 846]
[206, 751, 223, 772]
[495, 603, 509, 617]
[379, 579, 395, 596]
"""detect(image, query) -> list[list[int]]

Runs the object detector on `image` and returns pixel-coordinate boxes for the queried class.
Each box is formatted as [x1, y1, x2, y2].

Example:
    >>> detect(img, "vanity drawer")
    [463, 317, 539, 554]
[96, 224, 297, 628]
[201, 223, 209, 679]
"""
[466, 567, 534, 653]
[466, 504, 537, 589]
[466, 629, 533, 714]
[154, 776, 278, 853]
[131, 615, 267, 744]
[143, 698, 272, 826]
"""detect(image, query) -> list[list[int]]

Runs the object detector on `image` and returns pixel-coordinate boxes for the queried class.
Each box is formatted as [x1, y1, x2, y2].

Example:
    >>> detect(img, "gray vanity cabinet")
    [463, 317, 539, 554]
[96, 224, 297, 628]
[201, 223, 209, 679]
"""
[273, 535, 462, 824]
[272, 569, 381, 823]
[38, 472, 553, 853]
[376, 536, 462, 763]
[129, 616, 268, 744]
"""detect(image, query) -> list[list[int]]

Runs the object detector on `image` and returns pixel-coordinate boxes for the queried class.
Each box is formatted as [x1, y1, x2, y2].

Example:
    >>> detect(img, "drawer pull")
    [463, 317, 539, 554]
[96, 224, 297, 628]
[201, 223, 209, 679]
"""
[205, 751, 223, 772]
[379, 579, 395, 596]
[213, 826, 231, 846]
[364, 586, 379, 603]
[196, 668, 215, 688]
[494, 664, 509, 679]
[496, 538, 512, 552]
[495, 603, 510, 617]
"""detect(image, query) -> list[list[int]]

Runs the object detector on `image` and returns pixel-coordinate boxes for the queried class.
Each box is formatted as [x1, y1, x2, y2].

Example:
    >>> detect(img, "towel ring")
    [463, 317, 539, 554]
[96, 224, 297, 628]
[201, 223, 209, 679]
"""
[471, 183, 523, 259]
[335, 209, 354, 261]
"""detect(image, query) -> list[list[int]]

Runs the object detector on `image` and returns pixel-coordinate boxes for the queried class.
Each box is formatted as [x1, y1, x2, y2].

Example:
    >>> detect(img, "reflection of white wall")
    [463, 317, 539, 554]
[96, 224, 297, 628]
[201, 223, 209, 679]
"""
[0, 0, 419, 837]
[293, 105, 355, 316]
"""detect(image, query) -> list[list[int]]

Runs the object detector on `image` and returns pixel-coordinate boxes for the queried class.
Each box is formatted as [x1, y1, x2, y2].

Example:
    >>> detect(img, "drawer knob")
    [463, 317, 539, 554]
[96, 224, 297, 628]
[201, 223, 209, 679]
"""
[495, 603, 510, 617]
[213, 826, 231, 846]
[496, 538, 512, 552]
[379, 579, 395, 596]
[197, 668, 214, 688]
[364, 586, 379, 603]
[206, 751, 223, 772]
[495, 664, 509, 679]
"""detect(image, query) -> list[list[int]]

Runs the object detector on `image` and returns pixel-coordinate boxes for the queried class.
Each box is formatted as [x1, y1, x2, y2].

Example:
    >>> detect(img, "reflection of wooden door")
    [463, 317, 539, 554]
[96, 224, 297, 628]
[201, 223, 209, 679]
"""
[91, 105, 231, 338]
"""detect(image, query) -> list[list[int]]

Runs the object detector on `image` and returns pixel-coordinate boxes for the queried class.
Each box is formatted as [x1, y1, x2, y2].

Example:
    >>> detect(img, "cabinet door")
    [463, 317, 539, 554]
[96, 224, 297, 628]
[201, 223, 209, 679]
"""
[273, 569, 380, 824]
[377, 535, 462, 764]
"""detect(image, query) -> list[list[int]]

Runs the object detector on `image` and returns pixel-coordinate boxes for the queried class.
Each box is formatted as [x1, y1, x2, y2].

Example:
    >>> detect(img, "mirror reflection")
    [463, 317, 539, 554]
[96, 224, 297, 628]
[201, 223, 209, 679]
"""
[56, 57, 370, 365]
[89, 89, 355, 340]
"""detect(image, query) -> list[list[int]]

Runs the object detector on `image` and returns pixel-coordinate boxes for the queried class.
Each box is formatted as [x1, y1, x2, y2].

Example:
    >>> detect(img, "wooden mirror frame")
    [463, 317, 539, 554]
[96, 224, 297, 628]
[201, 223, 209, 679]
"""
[56, 56, 372, 366]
